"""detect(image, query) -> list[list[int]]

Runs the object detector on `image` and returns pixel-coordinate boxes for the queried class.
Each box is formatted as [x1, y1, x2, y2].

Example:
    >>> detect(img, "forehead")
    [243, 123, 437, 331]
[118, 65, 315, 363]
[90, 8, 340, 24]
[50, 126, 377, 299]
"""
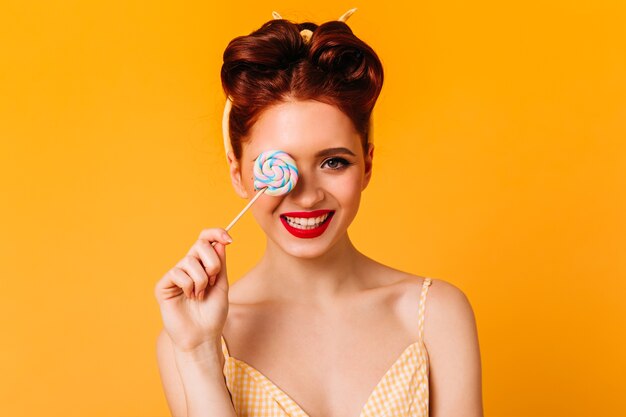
[243, 100, 361, 160]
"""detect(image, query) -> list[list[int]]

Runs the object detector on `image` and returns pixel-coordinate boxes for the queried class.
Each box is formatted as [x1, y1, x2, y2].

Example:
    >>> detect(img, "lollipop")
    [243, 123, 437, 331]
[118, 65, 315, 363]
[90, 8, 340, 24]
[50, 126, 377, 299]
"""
[212, 150, 299, 246]
[253, 150, 299, 196]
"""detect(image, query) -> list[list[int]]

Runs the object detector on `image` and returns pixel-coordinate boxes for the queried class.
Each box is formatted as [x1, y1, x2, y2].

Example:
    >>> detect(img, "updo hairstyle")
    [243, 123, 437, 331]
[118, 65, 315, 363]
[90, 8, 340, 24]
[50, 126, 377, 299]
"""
[220, 16, 384, 161]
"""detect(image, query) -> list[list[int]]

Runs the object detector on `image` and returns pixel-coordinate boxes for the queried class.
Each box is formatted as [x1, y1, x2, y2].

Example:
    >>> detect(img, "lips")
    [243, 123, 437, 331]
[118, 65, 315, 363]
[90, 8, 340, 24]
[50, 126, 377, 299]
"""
[280, 209, 334, 218]
[280, 210, 335, 239]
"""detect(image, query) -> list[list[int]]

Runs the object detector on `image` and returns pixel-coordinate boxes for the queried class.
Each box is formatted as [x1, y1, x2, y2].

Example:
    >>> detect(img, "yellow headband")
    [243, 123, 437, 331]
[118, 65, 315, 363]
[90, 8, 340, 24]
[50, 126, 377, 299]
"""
[222, 7, 373, 160]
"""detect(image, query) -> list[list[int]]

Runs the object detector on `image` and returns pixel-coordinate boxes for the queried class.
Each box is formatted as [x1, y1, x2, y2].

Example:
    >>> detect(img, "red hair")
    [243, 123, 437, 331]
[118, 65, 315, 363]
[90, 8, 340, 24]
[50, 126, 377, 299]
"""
[221, 18, 384, 160]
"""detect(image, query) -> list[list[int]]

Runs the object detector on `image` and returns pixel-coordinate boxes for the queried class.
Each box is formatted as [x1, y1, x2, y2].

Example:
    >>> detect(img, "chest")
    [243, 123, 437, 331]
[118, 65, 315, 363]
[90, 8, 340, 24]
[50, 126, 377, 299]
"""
[222, 290, 425, 417]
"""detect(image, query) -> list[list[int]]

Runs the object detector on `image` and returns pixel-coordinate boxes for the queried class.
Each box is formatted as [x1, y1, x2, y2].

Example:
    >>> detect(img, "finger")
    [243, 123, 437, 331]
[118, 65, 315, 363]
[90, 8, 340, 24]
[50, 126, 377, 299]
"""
[212, 241, 228, 288]
[154, 268, 185, 301]
[192, 240, 222, 289]
[168, 267, 195, 300]
[196, 228, 233, 247]
[177, 255, 209, 298]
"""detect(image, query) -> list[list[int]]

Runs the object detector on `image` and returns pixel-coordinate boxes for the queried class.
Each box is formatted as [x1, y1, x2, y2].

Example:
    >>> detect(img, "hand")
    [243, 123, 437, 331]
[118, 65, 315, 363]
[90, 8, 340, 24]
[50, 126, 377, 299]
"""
[154, 228, 232, 352]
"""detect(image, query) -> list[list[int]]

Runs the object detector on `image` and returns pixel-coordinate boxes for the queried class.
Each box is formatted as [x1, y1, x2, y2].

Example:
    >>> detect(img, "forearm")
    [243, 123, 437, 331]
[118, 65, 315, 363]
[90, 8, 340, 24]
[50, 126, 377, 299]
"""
[173, 340, 237, 417]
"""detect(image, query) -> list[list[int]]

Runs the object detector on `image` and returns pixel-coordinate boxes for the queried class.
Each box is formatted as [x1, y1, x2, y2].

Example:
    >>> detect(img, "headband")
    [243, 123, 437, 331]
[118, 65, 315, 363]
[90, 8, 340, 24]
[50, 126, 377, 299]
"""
[222, 7, 373, 160]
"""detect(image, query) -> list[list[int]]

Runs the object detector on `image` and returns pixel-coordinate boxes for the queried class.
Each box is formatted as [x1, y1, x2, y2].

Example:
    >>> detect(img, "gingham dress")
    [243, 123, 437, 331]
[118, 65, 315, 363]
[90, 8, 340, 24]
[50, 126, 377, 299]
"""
[220, 277, 433, 417]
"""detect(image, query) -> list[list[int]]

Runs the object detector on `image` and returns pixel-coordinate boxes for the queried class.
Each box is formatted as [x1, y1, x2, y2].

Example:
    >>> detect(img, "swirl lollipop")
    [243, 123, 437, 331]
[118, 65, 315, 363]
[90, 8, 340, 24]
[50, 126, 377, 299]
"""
[212, 150, 299, 246]
[253, 150, 299, 196]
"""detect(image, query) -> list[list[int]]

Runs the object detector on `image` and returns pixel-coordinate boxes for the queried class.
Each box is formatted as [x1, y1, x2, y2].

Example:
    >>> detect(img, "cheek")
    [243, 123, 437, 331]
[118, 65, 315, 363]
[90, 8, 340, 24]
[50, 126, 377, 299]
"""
[312, 174, 363, 214]
[333, 172, 363, 200]
[240, 166, 256, 193]
[249, 193, 284, 223]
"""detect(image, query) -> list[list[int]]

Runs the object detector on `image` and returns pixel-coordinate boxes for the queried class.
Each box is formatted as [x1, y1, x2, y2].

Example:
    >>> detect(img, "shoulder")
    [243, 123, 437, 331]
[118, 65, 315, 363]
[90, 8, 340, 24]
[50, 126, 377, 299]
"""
[388, 273, 480, 369]
[425, 278, 477, 326]
[421, 277, 479, 352]
[422, 278, 484, 416]
[386, 274, 477, 332]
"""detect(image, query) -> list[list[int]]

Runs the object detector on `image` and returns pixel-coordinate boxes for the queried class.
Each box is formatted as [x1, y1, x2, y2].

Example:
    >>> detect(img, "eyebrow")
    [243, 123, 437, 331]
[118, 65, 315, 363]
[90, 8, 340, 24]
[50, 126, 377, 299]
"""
[250, 147, 357, 162]
[315, 147, 357, 158]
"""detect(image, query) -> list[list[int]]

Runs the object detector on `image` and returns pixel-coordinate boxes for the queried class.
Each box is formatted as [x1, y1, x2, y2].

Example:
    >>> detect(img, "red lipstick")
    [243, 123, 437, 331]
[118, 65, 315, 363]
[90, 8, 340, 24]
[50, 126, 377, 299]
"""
[280, 210, 335, 239]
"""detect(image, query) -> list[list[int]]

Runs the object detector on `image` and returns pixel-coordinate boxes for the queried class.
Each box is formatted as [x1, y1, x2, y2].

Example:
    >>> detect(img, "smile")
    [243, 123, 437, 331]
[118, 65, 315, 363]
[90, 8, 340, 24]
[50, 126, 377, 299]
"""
[280, 210, 335, 238]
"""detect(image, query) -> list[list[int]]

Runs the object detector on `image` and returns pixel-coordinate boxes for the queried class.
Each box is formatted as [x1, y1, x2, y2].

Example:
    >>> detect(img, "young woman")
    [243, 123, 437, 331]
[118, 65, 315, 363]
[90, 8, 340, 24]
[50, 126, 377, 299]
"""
[155, 9, 483, 417]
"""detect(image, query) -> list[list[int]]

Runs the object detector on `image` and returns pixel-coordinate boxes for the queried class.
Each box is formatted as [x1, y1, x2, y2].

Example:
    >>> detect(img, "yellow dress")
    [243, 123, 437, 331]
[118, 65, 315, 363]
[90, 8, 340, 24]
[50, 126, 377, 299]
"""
[220, 277, 433, 417]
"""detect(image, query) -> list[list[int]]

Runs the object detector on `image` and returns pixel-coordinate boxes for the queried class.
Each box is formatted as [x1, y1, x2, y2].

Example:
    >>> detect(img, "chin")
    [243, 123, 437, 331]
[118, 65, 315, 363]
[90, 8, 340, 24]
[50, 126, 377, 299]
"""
[276, 241, 332, 259]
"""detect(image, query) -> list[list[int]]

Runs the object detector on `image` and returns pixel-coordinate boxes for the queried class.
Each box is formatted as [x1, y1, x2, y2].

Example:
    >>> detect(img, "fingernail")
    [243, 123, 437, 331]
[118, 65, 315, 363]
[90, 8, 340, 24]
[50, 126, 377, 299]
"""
[198, 289, 204, 300]
[221, 232, 233, 243]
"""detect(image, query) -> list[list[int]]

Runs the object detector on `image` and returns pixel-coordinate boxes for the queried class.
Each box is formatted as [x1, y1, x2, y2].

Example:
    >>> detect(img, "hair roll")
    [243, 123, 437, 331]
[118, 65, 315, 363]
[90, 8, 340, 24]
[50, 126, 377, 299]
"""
[221, 17, 384, 160]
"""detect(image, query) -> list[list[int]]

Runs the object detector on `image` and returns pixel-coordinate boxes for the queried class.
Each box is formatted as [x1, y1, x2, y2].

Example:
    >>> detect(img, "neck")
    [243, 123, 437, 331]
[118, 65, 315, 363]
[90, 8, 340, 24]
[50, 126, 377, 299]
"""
[255, 233, 370, 306]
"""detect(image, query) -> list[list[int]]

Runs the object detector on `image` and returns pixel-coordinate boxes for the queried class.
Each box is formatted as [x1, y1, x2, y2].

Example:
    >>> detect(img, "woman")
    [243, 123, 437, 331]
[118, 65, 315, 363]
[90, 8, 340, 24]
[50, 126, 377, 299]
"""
[155, 9, 483, 417]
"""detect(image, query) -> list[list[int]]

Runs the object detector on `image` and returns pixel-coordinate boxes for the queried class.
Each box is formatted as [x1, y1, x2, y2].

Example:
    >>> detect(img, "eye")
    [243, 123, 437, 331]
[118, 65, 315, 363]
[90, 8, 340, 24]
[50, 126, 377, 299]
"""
[322, 157, 352, 170]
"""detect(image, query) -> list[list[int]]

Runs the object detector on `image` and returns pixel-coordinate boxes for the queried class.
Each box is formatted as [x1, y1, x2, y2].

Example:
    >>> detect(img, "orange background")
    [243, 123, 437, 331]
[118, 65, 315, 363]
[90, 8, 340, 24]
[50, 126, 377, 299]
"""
[1, 1, 624, 416]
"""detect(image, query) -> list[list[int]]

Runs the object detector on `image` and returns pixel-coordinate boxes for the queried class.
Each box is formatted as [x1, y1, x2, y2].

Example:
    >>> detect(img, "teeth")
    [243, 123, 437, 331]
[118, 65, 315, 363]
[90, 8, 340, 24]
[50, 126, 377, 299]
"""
[284, 213, 330, 229]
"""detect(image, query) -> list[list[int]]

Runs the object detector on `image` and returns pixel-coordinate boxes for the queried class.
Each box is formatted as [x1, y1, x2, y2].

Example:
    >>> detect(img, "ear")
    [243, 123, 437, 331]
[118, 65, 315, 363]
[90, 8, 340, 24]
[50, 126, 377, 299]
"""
[362, 142, 374, 190]
[227, 150, 249, 199]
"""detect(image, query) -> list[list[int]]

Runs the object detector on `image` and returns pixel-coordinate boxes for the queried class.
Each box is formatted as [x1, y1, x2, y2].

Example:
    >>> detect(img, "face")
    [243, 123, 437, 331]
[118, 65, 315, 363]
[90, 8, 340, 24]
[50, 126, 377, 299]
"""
[227, 99, 374, 259]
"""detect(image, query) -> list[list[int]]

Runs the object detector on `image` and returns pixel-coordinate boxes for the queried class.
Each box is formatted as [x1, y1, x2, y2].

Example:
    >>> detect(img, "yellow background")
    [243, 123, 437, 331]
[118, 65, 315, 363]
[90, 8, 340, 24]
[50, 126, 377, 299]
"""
[1, 1, 624, 416]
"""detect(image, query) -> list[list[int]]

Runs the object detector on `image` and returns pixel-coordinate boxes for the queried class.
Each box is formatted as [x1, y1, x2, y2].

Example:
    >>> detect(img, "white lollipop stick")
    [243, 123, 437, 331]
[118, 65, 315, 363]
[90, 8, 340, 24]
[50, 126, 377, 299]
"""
[210, 187, 267, 247]
[224, 187, 267, 231]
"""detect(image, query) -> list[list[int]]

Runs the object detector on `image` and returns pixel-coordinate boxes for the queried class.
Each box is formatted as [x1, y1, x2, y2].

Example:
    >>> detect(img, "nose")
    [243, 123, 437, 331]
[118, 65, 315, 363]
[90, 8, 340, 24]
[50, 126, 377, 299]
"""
[287, 169, 324, 208]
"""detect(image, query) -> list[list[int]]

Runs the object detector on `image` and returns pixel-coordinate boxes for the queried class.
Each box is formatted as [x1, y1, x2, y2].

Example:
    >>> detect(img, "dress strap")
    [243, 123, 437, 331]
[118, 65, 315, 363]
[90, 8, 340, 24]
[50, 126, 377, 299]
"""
[220, 334, 231, 359]
[418, 277, 433, 342]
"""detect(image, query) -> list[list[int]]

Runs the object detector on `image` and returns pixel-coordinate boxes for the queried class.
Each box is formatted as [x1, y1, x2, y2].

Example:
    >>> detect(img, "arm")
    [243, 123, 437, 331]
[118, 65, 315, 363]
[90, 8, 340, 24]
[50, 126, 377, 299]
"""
[425, 280, 484, 417]
[156, 328, 237, 417]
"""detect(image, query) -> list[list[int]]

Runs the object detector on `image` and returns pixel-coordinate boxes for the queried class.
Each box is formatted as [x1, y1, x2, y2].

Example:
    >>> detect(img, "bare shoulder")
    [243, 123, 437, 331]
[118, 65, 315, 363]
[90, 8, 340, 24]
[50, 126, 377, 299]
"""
[421, 278, 484, 416]
[420, 277, 479, 355]
[424, 278, 477, 329]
